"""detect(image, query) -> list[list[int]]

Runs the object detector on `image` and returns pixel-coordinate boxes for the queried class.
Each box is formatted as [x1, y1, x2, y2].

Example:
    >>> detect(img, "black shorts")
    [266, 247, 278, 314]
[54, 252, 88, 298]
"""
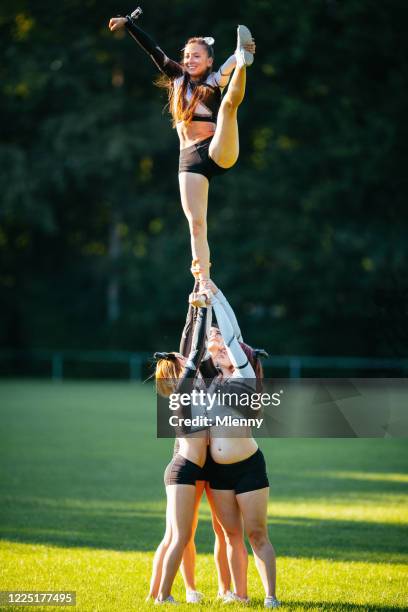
[178, 137, 230, 181]
[199, 447, 214, 482]
[164, 453, 204, 486]
[209, 449, 269, 494]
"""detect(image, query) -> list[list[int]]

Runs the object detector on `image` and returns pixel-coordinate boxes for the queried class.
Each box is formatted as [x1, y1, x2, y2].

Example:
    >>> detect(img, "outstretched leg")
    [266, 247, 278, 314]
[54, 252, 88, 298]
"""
[178, 172, 211, 279]
[208, 63, 247, 169]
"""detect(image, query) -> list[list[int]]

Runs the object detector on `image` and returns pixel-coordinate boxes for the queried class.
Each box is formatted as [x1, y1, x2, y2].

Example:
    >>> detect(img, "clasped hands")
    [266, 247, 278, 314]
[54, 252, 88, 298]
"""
[189, 279, 218, 308]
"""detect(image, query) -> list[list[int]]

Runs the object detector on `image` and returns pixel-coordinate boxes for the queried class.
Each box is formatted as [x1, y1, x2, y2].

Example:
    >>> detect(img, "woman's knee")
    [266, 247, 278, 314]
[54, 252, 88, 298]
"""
[172, 529, 193, 549]
[159, 525, 173, 549]
[221, 97, 238, 114]
[162, 534, 172, 549]
[222, 525, 244, 545]
[189, 216, 206, 239]
[212, 516, 225, 539]
[247, 526, 270, 551]
[186, 532, 196, 549]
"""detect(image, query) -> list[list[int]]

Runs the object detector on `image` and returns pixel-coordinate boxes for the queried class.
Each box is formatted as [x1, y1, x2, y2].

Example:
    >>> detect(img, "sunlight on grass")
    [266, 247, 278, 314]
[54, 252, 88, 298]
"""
[5, 493, 406, 526]
[1, 541, 407, 611]
[313, 471, 408, 484]
[267, 499, 407, 525]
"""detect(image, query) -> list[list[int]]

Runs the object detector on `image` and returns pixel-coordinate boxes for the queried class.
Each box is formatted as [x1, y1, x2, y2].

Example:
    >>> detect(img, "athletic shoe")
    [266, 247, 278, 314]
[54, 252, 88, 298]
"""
[190, 259, 201, 279]
[264, 596, 281, 608]
[154, 595, 179, 605]
[222, 591, 250, 604]
[216, 590, 233, 600]
[186, 590, 204, 603]
[235, 25, 254, 67]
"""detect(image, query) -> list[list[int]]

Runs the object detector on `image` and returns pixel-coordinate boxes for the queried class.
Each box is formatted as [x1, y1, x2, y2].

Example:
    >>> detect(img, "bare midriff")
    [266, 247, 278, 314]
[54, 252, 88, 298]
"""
[177, 119, 216, 149]
[210, 434, 258, 464]
[178, 436, 208, 467]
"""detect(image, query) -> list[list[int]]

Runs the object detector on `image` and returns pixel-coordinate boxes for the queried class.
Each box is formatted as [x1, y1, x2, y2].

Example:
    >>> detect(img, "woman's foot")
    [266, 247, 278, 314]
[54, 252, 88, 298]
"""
[186, 590, 204, 603]
[222, 592, 250, 605]
[190, 259, 200, 280]
[154, 595, 179, 604]
[189, 290, 211, 308]
[235, 25, 254, 67]
[216, 591, 233, 600]
[264, 596, 281, 608]
[190, 259, 211, 281]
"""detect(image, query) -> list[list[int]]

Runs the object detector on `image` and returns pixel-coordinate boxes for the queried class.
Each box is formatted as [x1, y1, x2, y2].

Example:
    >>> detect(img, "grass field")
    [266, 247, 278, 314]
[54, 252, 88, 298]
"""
[0, 380, 407, 611]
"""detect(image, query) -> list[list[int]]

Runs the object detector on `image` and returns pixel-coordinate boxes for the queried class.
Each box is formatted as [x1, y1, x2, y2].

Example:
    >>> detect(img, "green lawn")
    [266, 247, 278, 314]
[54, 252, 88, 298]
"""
[0, 380, 407, 611]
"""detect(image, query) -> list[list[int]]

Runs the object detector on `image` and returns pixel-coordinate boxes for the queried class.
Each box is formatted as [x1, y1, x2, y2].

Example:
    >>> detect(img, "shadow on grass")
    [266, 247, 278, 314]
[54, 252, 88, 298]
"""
[0, 495, 406, 563]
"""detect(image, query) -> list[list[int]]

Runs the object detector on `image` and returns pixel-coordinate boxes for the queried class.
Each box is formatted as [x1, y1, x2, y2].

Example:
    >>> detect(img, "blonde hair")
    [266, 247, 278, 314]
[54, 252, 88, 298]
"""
[155, 354, 183, 397]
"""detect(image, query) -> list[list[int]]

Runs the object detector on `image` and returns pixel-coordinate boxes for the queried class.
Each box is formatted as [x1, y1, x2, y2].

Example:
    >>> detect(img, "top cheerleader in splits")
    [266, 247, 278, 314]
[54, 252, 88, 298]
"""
[109, 7, 256, 282]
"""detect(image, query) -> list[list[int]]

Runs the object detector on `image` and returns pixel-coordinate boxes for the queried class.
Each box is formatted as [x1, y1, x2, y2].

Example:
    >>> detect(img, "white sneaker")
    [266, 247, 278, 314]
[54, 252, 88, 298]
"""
[216, 590, 233, 600]
[222, 592, 250, 605]
[264, 596, 281, 608]
[186, 590, 204, 603]
[235, 24, 254, 67]
[154, 595, 179, 605]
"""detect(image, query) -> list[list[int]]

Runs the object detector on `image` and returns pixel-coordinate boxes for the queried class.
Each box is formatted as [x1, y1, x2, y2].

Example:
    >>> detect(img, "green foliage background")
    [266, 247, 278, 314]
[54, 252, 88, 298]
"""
[1, 0, 407, 357]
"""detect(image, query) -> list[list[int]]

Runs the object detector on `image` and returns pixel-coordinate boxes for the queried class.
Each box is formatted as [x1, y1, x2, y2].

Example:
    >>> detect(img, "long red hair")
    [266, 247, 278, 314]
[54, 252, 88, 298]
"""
[156, 37, 215, 127]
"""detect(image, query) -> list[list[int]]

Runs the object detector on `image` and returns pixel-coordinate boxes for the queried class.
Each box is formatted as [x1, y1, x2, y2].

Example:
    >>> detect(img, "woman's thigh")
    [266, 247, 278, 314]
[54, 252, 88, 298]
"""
[210, 488, 242, 535]
[178, 172, 209, 222]
[208, 104, 239, 169]
[166, 484, 198, 538]
[236, 487, 270, 533]
[191, 480, 206, 534]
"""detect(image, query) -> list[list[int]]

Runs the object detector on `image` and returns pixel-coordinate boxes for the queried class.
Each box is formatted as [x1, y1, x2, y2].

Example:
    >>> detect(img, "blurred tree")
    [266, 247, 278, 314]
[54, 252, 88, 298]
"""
[0, 0, 407, 358]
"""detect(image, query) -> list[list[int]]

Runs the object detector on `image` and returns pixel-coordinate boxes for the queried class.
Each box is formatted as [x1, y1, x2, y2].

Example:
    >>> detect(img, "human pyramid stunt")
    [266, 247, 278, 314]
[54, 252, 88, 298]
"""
[109, 7, 280, 607]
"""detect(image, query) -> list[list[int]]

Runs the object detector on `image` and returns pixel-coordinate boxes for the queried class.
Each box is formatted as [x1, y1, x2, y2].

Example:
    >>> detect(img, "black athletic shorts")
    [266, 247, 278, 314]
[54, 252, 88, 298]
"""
[178, 136, 230, 181]
[199, 447, 214, 482]
[209, 448, 269, 494]
[163, 453, 204, 486]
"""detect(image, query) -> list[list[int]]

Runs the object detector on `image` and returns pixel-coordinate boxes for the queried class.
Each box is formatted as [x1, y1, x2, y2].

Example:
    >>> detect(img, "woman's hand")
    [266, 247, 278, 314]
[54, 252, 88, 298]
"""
[199, 279, 218, 294]
[109, 17, 127, 32]
[244, 39, 256, 55]
[189, 291, 212, 308]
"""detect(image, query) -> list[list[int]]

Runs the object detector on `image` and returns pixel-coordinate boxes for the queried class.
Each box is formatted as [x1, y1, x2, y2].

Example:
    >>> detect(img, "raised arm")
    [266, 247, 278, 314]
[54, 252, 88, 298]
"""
[109, 10, 183, 78]
[177, 306, 208, 391]
[201, 280, 243, 341]
[215, 288, 243, 341]
[174, 306, 209, 435]
[211, 293, 255, 379]
[179, 281, 200, 356]
[199, 303, 219, 382]
[213, 55, 236, 88]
